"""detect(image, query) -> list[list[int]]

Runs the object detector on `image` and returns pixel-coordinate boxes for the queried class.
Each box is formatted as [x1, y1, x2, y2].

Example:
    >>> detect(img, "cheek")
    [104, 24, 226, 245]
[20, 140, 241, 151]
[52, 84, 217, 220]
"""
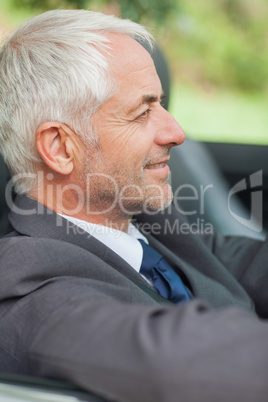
[100, 125, 153, 165]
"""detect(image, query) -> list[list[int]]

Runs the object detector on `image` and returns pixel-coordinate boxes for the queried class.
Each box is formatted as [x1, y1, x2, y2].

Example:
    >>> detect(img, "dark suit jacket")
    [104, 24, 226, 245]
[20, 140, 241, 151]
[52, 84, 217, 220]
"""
[0, 195, 268, 402]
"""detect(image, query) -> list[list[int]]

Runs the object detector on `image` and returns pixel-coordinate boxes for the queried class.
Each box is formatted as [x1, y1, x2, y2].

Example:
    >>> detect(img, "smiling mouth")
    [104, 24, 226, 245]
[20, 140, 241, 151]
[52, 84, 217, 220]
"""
[145, 162, 166, 169]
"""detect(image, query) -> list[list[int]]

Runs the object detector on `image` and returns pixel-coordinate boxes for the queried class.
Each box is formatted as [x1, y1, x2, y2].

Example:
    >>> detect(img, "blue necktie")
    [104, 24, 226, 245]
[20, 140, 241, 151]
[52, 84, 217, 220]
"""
[138, 239, 191, 304]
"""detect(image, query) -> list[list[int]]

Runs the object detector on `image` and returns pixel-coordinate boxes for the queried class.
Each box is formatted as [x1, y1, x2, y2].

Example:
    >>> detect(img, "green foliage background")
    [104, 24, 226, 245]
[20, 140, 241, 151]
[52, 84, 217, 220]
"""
[10, 0, 268, 94]
[167, 0, 268, 93]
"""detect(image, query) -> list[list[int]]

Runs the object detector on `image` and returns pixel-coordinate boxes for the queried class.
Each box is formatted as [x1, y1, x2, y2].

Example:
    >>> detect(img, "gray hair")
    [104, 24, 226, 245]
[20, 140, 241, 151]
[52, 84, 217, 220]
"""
[0, 9, 154, 194]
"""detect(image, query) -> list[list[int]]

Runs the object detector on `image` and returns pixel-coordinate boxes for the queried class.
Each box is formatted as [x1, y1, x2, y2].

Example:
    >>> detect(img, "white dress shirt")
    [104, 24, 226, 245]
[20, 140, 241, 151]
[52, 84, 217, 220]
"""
[59, 215, 152, 284]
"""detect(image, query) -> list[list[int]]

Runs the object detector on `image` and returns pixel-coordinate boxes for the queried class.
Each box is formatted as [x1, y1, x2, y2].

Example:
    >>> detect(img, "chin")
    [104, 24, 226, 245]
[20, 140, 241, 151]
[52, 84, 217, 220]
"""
[141, 185, 173, 214]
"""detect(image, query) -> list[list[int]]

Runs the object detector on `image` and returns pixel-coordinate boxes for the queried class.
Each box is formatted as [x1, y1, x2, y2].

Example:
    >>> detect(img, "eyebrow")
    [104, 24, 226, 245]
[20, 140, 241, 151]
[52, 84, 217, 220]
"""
[128, 92, 166, 114]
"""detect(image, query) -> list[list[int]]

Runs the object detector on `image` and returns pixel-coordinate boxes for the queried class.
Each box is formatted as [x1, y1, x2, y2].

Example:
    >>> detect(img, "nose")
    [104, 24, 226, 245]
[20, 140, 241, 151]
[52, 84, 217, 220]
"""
[155, 107, 186, 147]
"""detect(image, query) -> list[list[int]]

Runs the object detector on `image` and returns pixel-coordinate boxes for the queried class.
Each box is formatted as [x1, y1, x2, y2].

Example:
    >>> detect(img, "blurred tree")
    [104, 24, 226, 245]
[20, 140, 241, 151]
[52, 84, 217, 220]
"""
[11, 0, 268, 93]
[166, 0, 268, 93]
[13, 0, 95, 11]
[119, 0, 178, 25]
[13, 0, 178, 25]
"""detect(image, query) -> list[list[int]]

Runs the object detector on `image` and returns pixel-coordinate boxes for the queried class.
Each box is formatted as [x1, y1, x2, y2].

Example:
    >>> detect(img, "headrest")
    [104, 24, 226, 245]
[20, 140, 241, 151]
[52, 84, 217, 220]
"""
[0, 154, 11, 237]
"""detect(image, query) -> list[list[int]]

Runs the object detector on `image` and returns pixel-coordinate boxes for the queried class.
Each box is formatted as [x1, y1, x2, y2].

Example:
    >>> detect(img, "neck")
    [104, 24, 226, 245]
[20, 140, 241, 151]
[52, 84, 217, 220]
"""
[29, 185, 132, 233]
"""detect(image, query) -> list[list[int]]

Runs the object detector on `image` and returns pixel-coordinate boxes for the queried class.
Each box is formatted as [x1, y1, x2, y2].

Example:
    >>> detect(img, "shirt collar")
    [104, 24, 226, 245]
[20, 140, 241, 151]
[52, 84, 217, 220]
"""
[58, 215, 148, 273]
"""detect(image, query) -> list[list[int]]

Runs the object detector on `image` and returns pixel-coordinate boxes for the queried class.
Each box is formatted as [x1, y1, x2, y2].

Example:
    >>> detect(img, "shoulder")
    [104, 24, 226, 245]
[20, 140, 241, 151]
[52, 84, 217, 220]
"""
[0, 233, 107, 293]
[0, 233, 85, 261]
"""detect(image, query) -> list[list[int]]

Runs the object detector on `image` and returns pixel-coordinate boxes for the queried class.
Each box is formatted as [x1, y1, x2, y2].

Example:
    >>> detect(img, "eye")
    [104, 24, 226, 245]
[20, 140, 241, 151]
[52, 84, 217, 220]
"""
[136, 108, 151, 121]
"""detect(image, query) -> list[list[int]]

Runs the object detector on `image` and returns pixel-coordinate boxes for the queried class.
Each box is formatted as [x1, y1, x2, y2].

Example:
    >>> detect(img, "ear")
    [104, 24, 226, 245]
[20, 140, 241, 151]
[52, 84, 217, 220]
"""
[36, 122, 77, 175]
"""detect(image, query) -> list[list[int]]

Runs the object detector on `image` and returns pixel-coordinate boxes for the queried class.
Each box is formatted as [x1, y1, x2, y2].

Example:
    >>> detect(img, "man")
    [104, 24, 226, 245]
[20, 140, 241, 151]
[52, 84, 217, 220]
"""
[0, 9, 267, 402]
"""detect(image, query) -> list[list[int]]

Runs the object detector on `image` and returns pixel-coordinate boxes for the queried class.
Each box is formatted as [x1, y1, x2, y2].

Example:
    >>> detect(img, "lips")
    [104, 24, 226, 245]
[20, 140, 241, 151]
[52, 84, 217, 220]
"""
[144, 157, 169, 169]
[145, 162, 166, 169]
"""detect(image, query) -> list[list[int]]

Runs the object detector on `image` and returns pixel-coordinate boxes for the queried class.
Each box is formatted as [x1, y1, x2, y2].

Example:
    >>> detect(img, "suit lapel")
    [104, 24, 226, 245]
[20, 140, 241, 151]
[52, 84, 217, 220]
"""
[9, 195, 171, 305]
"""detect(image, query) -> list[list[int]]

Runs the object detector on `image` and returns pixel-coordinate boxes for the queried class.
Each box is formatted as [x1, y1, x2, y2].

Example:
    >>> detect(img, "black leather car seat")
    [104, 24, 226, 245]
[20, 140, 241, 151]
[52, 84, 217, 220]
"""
[169, 139, 265, 239]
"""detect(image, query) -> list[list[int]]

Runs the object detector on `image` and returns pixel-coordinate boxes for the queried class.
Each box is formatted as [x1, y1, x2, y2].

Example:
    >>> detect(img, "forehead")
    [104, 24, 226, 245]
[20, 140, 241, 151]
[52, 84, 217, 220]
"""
[106, 34, 161, 97]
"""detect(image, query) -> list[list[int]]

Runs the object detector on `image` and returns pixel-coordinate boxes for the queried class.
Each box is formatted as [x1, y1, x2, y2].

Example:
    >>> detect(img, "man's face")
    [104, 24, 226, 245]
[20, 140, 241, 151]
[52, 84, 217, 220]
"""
[81, 34, 185, 218]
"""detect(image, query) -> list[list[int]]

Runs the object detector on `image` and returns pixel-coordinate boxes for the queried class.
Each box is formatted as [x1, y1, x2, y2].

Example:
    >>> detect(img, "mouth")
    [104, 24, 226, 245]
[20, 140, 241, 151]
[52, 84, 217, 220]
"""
[144, 159, 170, 179]
[144, 159, 169, 170]
[145, 162, 166, 169]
